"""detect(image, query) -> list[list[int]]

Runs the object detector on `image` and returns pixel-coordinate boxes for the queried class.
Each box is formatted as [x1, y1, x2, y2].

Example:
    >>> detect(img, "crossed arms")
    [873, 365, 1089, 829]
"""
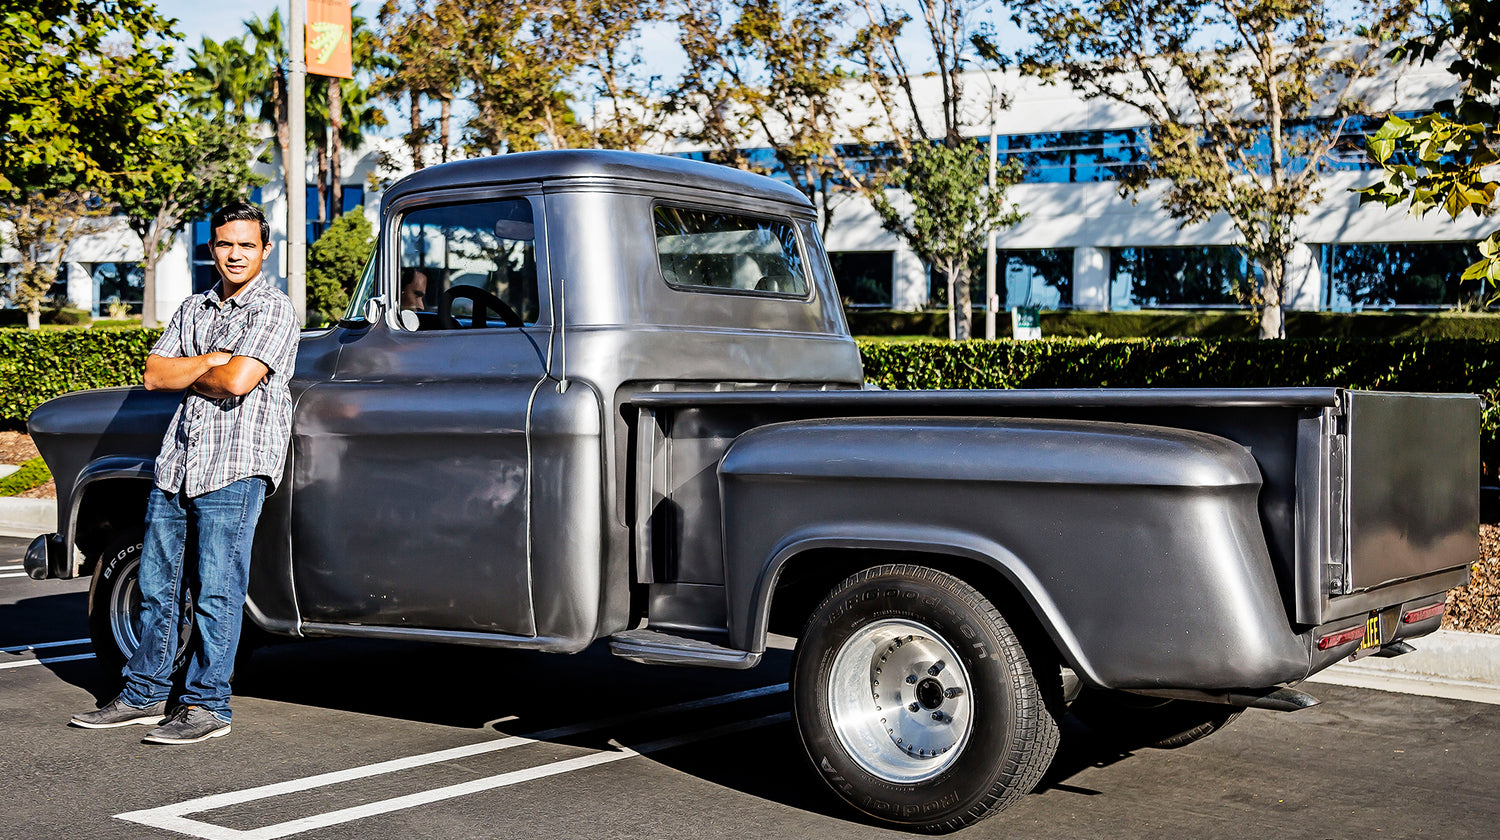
[143, 353, 269, 399]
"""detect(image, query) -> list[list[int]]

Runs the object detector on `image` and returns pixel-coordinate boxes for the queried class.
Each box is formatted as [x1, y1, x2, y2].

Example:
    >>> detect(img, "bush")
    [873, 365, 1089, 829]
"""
[307, 207, 373, 328]
[1, 330, 1496, 480]
[858, 336, 1500, 481]
[846, 309, 1500, 340]
[0, 329, 159, 422]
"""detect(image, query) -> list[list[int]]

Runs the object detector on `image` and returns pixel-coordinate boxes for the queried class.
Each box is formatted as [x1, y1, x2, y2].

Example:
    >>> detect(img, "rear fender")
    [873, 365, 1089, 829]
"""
[754, 526, 1099, 682]
[720, 416, 1312, 691]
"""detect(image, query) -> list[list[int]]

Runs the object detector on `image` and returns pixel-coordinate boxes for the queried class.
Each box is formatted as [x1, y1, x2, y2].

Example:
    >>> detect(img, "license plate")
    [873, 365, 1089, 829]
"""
[1356, 613, 1381, 652]
[1351, 610, 1391, 660]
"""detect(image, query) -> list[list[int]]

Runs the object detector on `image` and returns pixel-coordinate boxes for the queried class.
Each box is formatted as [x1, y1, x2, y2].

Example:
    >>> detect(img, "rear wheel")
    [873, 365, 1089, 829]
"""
[1069, 690, 1243, 750]
[88, 529, 184, 674]
[792, 565, 1060, 833]
[86, 530, 260, 679]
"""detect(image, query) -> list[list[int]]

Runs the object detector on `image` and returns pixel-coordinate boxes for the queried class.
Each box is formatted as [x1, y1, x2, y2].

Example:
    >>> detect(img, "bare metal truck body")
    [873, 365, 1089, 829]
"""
[25, 151, 1477, 832]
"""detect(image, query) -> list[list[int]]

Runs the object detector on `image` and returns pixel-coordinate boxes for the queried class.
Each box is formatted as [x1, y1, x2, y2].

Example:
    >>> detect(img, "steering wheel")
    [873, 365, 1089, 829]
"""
[437, 284, 524, 329]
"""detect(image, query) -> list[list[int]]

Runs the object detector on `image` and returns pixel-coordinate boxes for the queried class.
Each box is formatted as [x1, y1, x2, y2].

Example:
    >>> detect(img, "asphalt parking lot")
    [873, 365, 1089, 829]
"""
[2, 534, 1497, 840]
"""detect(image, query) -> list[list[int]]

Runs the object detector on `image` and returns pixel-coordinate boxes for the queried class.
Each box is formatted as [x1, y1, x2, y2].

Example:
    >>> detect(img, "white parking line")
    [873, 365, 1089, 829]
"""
[116, 684, 790, 840]
[0, 653, 95, 670]
[2, 637, 89, 654]
[128, 713, 790, 840]
[0, 571, 33, 578]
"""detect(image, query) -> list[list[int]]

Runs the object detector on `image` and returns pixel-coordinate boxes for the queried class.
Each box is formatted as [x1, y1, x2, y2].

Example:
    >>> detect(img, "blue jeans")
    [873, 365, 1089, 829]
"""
[118, 478, 266, 722]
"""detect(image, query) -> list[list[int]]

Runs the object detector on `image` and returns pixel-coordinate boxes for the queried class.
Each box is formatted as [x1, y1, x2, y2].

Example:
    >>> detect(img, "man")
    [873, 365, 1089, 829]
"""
[70, 201, 299, 744]
[400, 267, 428, 311]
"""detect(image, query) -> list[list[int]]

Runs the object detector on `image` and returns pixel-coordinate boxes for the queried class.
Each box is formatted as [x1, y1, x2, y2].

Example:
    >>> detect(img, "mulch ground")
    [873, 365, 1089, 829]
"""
[1447, 525, 1500, 634]
[0, 432, 1495, 630]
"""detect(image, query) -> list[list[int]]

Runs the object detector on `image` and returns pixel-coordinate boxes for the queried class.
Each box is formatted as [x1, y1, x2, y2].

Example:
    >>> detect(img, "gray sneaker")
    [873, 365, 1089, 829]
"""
[70, 697, 168, 729]
[142, 705, 231, 744]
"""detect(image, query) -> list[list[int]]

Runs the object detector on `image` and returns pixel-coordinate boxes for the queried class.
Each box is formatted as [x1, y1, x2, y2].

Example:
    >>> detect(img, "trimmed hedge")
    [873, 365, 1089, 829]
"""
[0, 330, 1494, 479]
[0, 329, 160, 422]
[846, 309, 1500, 340]
[858, 337, 1500, 481]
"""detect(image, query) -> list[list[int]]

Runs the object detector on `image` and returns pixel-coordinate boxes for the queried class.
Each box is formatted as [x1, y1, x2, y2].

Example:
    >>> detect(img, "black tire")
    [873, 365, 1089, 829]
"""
[87, 529, 255, 679]
[1069, 690, 1243, 750]
[89, 529, 168, 674]
[791, 564, 1060, 833]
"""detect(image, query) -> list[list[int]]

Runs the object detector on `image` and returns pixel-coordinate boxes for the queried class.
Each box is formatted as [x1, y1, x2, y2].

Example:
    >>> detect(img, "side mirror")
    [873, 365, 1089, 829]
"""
[364, 294, 388, 324]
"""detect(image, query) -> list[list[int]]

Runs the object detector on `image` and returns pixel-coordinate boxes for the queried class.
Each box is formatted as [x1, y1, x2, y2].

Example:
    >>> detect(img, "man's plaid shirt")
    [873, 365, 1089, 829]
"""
[151, 275, 300, 497]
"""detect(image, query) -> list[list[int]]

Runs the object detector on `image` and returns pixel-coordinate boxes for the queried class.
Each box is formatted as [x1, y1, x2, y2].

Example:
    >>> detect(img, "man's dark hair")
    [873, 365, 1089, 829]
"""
[211, 201, 271, 247]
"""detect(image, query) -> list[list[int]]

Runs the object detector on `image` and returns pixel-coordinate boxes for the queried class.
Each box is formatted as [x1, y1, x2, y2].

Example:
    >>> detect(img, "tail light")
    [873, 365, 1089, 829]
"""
[1401, 603, 1446, 624]
[1317, 625, 1366, 650]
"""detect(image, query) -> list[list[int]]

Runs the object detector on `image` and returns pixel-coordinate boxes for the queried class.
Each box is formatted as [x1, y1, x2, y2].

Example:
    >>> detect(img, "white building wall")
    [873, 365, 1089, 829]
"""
[1072, 247, 1110, 311]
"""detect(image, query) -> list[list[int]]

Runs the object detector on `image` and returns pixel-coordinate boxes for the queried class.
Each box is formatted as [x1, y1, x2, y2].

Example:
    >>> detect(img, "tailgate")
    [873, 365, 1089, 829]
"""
[1344, 390, 1479, 592]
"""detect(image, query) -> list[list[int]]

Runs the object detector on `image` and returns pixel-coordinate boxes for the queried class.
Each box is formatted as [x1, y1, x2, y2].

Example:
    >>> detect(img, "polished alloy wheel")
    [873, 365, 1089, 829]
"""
[107, 557, 144, 660]
[826, 618, 974, 783]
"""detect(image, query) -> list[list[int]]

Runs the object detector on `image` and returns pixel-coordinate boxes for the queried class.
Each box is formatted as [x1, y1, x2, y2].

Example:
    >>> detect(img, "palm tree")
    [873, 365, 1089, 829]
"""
[242, 11, 293, 223]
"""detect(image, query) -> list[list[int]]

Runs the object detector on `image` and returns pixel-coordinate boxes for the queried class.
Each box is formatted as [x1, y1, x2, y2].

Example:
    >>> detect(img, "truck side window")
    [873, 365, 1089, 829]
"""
[654, 205, 809, 297]
[398, 198, 541, 330]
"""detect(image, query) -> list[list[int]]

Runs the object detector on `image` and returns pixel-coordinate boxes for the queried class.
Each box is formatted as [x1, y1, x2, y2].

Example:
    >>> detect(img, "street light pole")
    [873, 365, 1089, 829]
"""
[985, 78, 998, 341]
[287, 0, 307, 325]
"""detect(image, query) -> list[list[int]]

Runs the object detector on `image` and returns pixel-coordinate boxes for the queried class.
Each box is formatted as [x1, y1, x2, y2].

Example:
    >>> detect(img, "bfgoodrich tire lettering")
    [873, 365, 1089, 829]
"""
[87, 529, 190, 675]
[792, 564, 1060, 833]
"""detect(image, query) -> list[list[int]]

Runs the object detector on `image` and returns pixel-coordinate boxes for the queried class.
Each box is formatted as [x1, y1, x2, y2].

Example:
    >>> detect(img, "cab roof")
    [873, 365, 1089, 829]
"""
[382, 149, 812, 211]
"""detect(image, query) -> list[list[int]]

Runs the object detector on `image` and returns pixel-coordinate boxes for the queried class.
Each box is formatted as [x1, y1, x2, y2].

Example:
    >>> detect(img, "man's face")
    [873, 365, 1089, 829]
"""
[212, 219, 272, 286]
[402, 271, 428, 310]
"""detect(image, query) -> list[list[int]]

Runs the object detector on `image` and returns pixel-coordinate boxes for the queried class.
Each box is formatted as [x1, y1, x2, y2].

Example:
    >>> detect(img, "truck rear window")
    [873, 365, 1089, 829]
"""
[654, 205, 809, 297]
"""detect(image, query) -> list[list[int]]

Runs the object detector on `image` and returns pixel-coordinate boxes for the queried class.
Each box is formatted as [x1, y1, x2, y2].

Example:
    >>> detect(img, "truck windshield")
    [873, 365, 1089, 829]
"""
[340, 248, 378, 325]
[655, 205, 809, 297]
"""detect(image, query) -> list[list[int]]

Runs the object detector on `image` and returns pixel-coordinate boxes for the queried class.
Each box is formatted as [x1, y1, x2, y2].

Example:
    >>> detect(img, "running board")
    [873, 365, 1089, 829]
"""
[609, 629, 761, 670]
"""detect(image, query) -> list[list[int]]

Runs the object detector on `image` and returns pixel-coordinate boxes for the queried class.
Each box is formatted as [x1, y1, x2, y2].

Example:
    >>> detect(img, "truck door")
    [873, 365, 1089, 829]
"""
[290, 194, 549, 636]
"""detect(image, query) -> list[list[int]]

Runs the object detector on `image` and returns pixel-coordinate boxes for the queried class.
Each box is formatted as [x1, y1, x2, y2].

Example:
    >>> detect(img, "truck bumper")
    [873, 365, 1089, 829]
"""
[24, 533, 66, 580]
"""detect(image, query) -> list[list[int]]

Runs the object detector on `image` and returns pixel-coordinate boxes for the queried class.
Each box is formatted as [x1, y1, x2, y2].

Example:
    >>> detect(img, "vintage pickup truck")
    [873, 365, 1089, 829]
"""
[25, 150, 1478, 832]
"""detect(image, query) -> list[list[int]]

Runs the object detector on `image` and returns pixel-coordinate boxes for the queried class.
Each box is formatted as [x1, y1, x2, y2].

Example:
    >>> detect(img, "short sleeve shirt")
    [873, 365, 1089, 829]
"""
[152, 275, 300, 497]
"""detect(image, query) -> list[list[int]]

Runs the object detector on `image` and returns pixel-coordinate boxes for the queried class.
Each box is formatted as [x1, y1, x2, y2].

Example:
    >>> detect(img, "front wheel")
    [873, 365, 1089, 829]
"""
[792, 565, 1060, 833]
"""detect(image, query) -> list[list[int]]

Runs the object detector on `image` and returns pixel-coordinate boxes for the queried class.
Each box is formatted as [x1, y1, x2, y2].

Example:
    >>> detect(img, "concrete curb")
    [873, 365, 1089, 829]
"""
[1306, 629, 1500, 705]
[0, 497, 54, 539]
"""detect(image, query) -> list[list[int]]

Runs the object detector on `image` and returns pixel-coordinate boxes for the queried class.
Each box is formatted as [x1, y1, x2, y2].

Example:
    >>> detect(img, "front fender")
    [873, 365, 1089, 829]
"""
[719, 416, 1311, 691]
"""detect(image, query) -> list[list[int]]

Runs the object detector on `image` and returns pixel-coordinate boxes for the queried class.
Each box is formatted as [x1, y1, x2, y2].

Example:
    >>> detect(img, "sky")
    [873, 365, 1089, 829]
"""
[150, 0, 1025, 141]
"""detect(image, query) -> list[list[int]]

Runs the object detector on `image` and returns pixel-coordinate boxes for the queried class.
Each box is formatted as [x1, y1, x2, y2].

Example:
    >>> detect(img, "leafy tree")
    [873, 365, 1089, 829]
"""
[839, 0, 1023, 339]
[1017, 0, 1418, 339]
[306, 205, 373, 327]
[0, 0, 176, 328]
[242, 11, 295, 224]
[543, 0, 665, 150]
[309, 14, 386, 226]
[114, 114, 267, 327]
[869, 140, 1023, 337]
[671, 0, 850, 233]
[377, 0, 468, 169]
[1356, 1, 1500, 298]
[454, 1, 583, 153]
[3, 195, 110, 328]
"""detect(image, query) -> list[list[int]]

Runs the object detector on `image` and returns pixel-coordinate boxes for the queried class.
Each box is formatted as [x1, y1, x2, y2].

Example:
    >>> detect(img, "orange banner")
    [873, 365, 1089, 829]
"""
[306, 0, 353, 79]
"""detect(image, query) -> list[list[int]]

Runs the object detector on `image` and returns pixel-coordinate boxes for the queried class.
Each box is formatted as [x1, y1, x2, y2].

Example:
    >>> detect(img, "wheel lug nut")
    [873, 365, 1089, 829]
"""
[945, 686, 965, 699]
[928, 660, 945, 676]
[932, 711, 947, 722]
[906, 675, 918, 684]
[908, 702, 920, 712]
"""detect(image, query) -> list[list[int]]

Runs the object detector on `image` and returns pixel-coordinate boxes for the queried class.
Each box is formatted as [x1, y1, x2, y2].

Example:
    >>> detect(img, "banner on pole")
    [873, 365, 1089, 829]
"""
[306, 0, 353, 79]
